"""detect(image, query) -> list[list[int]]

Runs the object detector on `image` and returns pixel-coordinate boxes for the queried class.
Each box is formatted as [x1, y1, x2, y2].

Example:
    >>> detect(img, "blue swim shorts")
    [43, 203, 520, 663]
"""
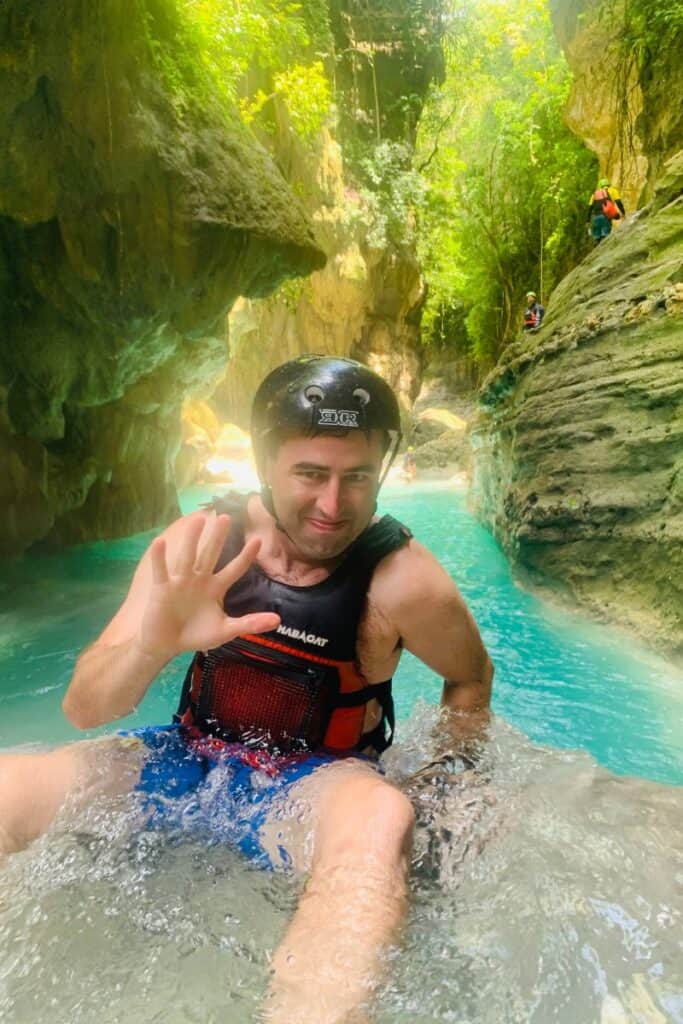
[122, 723, 337, 868]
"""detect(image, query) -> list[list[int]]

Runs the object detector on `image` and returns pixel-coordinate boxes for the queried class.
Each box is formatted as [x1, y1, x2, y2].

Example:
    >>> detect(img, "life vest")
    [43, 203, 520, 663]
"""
[175, 493, 412, 757]
[591, 188, 620, 220]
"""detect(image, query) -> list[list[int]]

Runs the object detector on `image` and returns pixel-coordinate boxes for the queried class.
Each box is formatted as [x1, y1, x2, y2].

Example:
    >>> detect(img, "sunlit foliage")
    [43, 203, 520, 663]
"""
[145, 0, 333, 140]
[416, 0, 596, 372]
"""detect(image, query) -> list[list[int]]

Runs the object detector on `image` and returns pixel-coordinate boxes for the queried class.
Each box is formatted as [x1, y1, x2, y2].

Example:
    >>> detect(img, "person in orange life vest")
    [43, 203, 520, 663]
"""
[523, 291, 545, 331]
[0, 356, 493, 1024]
[588, 177, 625, 244]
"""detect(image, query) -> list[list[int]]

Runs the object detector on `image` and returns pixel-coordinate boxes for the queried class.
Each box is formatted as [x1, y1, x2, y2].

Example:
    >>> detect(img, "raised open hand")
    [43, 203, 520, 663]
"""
[137, 513, 280, 659]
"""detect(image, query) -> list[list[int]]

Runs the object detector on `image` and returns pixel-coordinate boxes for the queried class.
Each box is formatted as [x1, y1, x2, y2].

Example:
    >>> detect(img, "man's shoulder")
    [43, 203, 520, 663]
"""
[370, 536, 452, 609]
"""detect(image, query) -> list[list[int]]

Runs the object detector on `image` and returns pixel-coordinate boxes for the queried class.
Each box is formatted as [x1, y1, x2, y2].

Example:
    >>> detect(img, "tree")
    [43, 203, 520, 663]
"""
[417, 0, 597, 373]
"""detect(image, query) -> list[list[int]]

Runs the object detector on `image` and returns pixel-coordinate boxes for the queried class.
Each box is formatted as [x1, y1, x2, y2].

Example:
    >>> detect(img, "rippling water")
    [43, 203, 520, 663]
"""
[0, 482, 681, 1022]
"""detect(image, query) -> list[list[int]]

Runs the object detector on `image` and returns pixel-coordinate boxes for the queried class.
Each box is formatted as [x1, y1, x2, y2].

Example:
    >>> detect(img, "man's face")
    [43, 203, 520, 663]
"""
[264, 430, 385, 561]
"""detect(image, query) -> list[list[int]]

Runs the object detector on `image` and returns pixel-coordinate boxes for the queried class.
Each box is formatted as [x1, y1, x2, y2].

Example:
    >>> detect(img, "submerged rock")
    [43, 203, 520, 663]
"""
[0, 0, 324, 554]
[471, 153, 683, 656]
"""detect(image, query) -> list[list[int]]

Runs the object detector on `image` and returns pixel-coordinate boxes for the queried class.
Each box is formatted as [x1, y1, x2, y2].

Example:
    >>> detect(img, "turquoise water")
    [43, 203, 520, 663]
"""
[1, 483, 682, 1024]
[0, 483, 681, 783]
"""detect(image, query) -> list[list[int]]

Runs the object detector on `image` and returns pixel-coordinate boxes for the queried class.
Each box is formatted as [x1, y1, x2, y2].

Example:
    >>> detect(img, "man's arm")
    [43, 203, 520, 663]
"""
[63, 513, 279, 729]
[375, 540, 494, 759]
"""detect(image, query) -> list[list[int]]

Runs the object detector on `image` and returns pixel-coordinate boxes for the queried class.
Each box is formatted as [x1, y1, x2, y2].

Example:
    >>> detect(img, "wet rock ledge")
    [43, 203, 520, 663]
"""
[471, 153, 683, 656]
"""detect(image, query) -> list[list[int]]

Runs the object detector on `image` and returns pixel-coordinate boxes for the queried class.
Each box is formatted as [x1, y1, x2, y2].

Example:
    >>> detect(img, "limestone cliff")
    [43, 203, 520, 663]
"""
[212, 133, 424, 429]
[210, 0, 443, 432]
[0, 0, 323, 555]
[550, 0, 683, 208]
[471, 154, 683, 655]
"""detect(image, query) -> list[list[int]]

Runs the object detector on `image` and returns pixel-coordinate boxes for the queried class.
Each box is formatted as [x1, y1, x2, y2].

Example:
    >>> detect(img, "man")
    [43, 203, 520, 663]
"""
[522, 291, 545, 331]
[588, 177, 626, 244]
[0, 356, 493, 1023]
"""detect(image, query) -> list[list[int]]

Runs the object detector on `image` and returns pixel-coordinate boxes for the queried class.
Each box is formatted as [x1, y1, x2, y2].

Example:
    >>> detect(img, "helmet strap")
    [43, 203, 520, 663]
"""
[260, 482, 294, 538]
[379, 430, 402, 486]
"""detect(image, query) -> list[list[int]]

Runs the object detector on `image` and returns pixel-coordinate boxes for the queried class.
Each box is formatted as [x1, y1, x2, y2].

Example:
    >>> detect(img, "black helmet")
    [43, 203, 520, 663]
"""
[251, 355, 402, 475]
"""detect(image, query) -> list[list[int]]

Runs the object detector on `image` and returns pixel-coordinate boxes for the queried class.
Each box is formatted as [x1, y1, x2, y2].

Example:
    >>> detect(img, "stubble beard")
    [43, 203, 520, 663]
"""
[293, 525, 354, 563]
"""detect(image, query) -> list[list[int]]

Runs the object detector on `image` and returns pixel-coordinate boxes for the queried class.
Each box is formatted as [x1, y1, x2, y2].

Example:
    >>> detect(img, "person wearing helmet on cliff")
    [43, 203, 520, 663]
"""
[522, 291, 545, 331]
[0, 356, 493, 1024]
[588, 177, 626, 244]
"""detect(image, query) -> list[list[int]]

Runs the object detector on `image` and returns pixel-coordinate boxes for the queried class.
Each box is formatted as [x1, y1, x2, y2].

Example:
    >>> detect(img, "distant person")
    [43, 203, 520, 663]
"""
[402, 445, 417, 481]
[522, 291, 545, 332]
[588, 178, 625, 244]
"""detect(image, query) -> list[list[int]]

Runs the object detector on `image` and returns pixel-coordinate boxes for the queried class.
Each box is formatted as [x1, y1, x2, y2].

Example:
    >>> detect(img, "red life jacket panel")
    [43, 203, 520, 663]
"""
[592, 188, 619, 220]
[175, 493, 412, 757]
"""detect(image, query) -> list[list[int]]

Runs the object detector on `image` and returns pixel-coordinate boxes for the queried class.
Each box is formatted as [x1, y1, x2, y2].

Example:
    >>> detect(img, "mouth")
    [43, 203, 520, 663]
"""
[305, 517, 348, 533]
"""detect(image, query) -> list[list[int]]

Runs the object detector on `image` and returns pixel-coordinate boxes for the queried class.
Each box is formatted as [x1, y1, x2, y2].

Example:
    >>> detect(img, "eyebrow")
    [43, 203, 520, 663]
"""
[292, 461, 377, 473]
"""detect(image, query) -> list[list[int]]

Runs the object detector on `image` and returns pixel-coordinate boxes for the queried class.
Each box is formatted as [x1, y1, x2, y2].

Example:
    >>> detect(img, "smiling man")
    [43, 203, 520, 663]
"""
[0, 356, 493, 1023]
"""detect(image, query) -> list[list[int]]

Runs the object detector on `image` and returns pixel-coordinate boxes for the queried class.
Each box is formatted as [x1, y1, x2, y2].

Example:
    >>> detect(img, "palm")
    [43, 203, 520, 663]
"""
[138, 514, 279, 658]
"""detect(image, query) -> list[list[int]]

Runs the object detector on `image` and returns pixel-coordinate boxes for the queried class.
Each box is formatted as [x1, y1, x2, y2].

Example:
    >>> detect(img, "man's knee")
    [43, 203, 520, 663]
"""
[316, 775, 415, 865]
[0, 736, 145, 854]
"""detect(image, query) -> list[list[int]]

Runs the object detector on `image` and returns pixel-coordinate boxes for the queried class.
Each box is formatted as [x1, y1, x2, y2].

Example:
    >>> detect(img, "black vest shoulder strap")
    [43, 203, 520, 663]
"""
[202, 492, 251, 569]
[344, 514, 412, 575]
[203, 491, 251, 520]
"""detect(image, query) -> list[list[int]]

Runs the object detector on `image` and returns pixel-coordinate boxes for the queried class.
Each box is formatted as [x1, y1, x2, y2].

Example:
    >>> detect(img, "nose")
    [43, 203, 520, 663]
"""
[316, 476, 342, 520]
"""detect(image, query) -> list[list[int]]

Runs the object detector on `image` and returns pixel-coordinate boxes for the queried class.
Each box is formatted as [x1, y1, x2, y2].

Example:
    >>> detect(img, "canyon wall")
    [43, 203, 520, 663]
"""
[209, 0, 444, 433]
[472, 1, 683, 655]
[550, 0, 683, 208]
[213, 132, 424, 431]
[0, 0, 323, 554]
[472, 152, 683, 655]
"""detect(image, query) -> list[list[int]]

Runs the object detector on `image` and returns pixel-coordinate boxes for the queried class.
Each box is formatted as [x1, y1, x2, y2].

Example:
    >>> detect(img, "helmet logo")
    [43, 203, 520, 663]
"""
[317, 408, 359, 428]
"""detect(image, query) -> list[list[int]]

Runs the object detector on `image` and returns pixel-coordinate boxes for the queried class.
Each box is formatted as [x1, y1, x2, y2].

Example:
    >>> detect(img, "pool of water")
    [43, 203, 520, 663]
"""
[0, 482, 681, 1023]
[1, 483, 680, 784]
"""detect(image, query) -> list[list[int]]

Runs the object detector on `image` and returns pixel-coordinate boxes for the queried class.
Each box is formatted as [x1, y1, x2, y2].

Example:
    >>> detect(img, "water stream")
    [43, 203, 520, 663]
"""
[0, 482, 681, 1022]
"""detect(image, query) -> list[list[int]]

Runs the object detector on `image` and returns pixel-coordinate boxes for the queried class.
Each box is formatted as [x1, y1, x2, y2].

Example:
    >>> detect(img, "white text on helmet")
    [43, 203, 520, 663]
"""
[317, 409, 359, 428]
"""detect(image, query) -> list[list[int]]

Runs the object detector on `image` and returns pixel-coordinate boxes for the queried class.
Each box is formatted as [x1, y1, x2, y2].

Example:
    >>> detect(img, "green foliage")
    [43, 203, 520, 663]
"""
[240, 61, 331, 139]
[620, 0, 683, 59]
[143, 0, 333, 140]
[142, 0, 221, 119]
[416, 0, 597, 372]
[358, 141, 426, 249]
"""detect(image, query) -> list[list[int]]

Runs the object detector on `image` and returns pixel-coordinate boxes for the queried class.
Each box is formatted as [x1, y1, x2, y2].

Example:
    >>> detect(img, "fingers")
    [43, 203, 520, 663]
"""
[225, 612, 281, 641]
[149, 537, 169, 585]
[173, 514, 207, 575]
[213, 536, 262, 593]
[194, 514, 231, 574]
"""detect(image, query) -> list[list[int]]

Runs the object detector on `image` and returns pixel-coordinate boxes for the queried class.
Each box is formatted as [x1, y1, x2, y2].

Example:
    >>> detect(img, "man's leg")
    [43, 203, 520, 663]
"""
[262, 765, 415, 1024]
[0, 737, 146, 854]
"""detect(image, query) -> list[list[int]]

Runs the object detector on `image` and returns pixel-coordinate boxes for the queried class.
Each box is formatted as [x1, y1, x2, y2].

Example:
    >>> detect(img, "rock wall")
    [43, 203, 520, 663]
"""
[211, 0, 444, 432]
[550, 0, 683, 208]
[213, 132, 424, 429]
[471, 154, 683, 655]
[0, 0, 323, 555]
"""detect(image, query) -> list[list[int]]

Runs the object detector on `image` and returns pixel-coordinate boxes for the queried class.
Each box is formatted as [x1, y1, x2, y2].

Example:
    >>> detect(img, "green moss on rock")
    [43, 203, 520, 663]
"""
[472, 153, 683, 656]
[0, 0, 324, 554]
